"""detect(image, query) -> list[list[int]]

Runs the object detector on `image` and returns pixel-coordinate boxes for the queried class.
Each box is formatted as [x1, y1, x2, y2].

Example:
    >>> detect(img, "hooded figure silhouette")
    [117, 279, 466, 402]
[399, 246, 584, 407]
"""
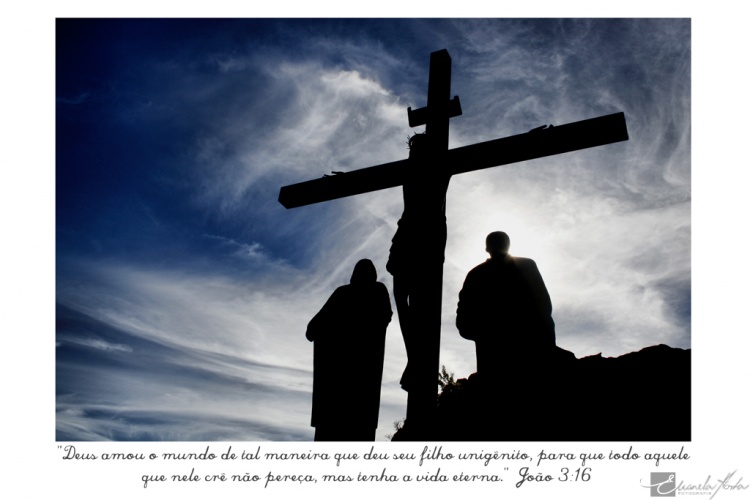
[306, 259, 393, 441]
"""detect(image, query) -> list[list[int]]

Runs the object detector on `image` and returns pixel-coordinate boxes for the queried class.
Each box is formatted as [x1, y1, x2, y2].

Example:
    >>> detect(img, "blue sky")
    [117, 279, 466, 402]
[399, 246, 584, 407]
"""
[54, 18, 691, 441]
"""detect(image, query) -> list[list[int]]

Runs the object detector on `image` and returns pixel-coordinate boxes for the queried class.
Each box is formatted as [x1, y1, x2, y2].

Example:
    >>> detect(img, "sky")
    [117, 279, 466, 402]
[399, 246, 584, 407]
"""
[54, 18, 691, 442]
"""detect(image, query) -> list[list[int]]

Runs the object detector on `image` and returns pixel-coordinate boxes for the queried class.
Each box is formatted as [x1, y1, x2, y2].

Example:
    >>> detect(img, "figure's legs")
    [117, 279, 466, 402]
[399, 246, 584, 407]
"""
[393, 274, 411, 342]
[393, 274, 416, 391]
[389, 218, 448, 439]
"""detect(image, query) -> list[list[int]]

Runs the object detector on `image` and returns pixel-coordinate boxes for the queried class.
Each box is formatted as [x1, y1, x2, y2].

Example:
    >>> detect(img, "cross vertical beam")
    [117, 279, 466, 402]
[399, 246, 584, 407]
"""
[396, 49, 462, 434]
[278, 112, 627, 208]
[408, 49, 462, 152]
[425, 49, 452, 151]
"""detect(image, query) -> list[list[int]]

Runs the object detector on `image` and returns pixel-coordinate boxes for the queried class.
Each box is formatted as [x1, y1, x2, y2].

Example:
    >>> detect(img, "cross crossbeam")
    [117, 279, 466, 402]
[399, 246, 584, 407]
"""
[278, 111, 628, 208]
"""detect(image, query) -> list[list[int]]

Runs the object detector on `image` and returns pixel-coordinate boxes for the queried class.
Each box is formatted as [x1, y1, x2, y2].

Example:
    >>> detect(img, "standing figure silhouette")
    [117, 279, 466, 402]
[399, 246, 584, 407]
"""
[306, 259, 393, 441]
[456, 232, 556, 437]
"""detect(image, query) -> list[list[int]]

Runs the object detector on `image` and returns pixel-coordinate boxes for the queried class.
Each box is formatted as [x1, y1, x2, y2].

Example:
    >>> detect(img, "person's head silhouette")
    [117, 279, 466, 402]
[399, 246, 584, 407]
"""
[350, 259, 377, 285]
[485, 231, 510, 259]
[408, 133, 429, 159]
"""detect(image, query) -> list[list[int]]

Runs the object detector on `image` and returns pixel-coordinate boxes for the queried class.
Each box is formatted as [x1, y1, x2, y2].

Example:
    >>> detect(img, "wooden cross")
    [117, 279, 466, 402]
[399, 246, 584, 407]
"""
[280, 49, 628, 436]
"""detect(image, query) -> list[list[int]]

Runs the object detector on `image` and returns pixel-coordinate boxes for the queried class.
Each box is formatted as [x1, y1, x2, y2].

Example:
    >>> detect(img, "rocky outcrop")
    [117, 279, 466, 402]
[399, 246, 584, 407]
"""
[392, 344, 690, 441]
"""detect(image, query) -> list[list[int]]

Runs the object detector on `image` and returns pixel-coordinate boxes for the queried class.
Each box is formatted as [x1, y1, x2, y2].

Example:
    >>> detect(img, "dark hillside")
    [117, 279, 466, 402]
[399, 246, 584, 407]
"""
[392, 344, 690, 441]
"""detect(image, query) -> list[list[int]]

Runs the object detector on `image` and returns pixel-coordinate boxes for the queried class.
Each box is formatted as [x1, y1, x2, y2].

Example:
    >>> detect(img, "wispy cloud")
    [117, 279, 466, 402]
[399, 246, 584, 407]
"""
[57, 256, 410, 440]
[62, 337, 133, 353]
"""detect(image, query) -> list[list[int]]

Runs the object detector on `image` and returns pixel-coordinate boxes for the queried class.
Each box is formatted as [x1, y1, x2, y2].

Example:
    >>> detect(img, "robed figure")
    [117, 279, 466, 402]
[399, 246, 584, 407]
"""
[456, 232, 556, 438]
[306, 259, 393, 441]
